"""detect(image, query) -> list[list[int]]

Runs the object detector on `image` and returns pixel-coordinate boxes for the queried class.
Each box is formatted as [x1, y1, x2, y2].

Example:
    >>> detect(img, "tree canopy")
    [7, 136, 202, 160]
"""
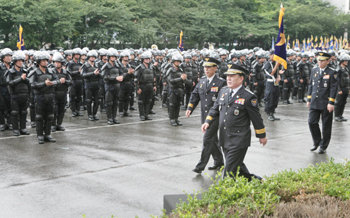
[0, 0, 348, 50]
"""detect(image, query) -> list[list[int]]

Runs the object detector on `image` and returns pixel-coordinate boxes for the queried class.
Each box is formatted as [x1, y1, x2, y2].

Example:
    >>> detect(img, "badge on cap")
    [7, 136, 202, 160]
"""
[234, 109, 239, 116]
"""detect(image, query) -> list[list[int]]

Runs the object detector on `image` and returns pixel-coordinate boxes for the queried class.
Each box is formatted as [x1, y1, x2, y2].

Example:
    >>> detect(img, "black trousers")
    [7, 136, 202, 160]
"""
[0, 87, 11, 125]
[222, 146, 252, 180]
[119, 83, 132, 114]
[138, 85, 153, 118]
[85, 83, 100, 116]
[264, 82, 279, 114]
[35, 94, 55, 136]
[70, 80, 83, 113]
[195, 118, 224, 170]
[254, 81, 264, 104]
[54, 92, 67, 126]
[11, 94, 29, 131]
[168, 89, 183, 120]
[335, 92, 348, 117]
[298, 80, 307, 100]
[283, 79, 293, 101]
[105, 86, 119, 120]
[308, 108, 333, 150]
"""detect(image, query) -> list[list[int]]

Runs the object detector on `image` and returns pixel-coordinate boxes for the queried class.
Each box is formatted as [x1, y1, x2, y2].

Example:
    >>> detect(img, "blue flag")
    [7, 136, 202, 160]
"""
[273, 4, 287, 69]
[17, 25, 25, 50]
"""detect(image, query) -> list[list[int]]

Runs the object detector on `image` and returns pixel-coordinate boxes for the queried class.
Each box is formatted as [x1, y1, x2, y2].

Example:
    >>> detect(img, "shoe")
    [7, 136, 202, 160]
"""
[72, 112, 79, 117]
[113, 119, 120, 124]
[267, 115, 275, 121]
[170, 119, 177, 126]
[107, 119, 114, 125]
[56, 125, 65, 131]
[175, 119, 182, 126]
[149, 110, 155, 115]
[208, 163, 224, 170]
[341, 116, 348, 122]
[318, 148, 326, 154]
[251, 174, 263, 181]
[192, 168, 203, 174]
[302, 99, 307, 103]
[20, 129, 30, 135]
[93, 115, 99, 121]
[13, 130, 20, 136]
[88, 115, 94, 121]
[310, 145, 319, 151]
[129, 107, 136, 111]
[44, 135, 56, 142]
[8, 124, 13, 130]
[140, 116, 146, 121]
[145, 116, 152, 120]
[272, 114, 280, 121]
[38, 136, 45, 144]
[30, 122, 36, 128]
[0, 124, 5, 131]
[51, 126, 57, 132]
[78, 111, 83, 116]
[335, 117, 342, 122]
[287, 100, 293, 104]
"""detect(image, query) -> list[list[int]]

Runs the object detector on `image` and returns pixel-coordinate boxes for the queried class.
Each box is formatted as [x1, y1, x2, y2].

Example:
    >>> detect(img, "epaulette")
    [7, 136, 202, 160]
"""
[218, 77, 225, 82]
[245, 88, 254, 95]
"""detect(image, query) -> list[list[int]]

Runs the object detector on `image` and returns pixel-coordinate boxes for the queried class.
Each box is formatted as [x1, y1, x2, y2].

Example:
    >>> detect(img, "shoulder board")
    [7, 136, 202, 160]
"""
[245, 88, 254, 95]
[218, 77, 225, 82]
[201, 75, 206, 78]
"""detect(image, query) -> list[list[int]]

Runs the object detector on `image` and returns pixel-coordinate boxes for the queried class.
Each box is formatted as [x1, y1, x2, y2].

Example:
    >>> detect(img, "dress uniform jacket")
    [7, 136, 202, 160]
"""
[187, 75, 226, 123]
[205, 86, 266, 149]
[307, 66, 337, 109]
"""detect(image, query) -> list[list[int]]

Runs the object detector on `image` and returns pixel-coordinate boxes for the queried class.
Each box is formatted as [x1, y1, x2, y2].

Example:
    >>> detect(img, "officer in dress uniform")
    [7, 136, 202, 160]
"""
[202, 64, 267, 180]
[308, 52, 337, 154]
[186, 57, 225, 174]
[334, 53, 350, 122]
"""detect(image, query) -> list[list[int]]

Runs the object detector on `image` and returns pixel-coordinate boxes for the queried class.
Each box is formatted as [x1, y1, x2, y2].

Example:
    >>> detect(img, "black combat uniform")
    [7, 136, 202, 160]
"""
[188, 73, 225, 173]
[334, 65, 349, 121]
[30, 67, 59, 143]
[102, 61, 122, 124]
[52, 67, 71, 131]
[180, 61, 194, 109]
[6, 66, 30, 135]
[167, 65, 192, 126]
[0, 63, 11, 131]
[282, 59, 295, 104]
[82, 61, 101, 120]
[251, 61, 265, 106]
[135, 63, 156, 121]
[67, 60, 83, 116]
[296, 60, 310, 102]
[308, 54, 337, 154]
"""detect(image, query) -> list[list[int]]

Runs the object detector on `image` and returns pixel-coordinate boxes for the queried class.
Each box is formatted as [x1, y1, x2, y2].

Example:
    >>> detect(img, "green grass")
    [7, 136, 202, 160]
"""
[165, 160, 350, 217]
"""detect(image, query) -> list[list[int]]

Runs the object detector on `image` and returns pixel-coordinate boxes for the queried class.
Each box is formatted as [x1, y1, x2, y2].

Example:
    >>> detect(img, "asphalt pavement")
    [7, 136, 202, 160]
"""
[0, 100, 349, 218]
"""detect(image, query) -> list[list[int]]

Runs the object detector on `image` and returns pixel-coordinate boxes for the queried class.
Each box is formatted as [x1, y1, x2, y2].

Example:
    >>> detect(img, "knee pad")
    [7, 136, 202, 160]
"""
[35, 114, 43, 121]
[11, 110, 19, 116]
[48, 114, 54, 121]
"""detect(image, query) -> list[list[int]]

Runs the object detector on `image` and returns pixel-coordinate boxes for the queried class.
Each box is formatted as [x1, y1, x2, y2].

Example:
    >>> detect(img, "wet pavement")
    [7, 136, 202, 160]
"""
[0, 100, 349, 218]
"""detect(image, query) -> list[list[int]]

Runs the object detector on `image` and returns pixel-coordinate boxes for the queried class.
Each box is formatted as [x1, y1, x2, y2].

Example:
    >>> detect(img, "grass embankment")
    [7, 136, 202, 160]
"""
[167, 160, 350, 217]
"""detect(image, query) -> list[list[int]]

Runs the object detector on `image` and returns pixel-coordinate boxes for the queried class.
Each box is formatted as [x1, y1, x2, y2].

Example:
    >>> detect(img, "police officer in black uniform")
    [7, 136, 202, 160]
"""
[51, 52, 71, 132]
[167, 53, 191, 126]
[282, 51, 295, 104]
[135, 51, 156, 121]
[119, 50, 135, 117]
[251, 51, 266, 107]
[0, 48, 13, 131]
[263, 50, 281, 121]
[308, 52, 337, 154]
[6, 51, 30, 136]
[67, 48, 83, 117]
[202, 64, 267, 180]
[296, 53, 310, 103]
[181, 53, 195, 110]
[334, 53, 350, 122]
[102, 49, 123, 125]
[186, 57, 225, 173]
[30, 51, 61, 144]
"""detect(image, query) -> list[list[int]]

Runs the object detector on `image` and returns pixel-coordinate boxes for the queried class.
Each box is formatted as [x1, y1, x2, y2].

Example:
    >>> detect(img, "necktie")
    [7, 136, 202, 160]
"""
[229, 89, 234, 102]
